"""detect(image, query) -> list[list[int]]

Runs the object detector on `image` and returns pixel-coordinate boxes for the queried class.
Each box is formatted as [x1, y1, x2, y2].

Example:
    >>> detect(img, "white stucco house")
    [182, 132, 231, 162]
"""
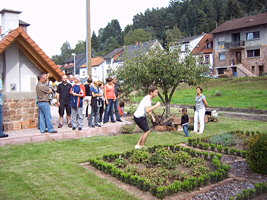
[174, 34, 205, 60]
[0, 9, 63, 131]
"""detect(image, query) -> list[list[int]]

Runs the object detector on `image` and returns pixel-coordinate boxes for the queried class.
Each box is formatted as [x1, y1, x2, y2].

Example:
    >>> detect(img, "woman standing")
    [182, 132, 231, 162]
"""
[88, 81, 102, 128]
[103, 77, 116, 123]
[193, 87, 208, 134]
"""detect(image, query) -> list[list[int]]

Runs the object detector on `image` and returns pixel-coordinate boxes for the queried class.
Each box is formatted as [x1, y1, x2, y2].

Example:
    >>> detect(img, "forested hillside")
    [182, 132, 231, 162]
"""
[52, 0, 267, 64]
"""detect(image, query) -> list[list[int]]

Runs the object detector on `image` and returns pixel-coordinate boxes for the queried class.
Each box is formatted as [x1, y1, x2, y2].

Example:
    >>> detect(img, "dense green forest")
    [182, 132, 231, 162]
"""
[52, 0, 267, 64]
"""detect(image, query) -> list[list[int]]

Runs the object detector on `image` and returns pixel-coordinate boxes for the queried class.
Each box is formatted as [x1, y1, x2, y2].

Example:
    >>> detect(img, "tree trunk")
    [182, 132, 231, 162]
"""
[165, 101, 171, 118]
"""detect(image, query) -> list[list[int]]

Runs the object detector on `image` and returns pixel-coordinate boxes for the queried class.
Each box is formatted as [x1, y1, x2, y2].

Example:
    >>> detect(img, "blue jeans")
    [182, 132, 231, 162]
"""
[103, 99, 115, 123]
[183, 124, 190, 137]
[88, 106, 99, 127]
[114, 99, 121, 121]
[38, 102, 55, 133]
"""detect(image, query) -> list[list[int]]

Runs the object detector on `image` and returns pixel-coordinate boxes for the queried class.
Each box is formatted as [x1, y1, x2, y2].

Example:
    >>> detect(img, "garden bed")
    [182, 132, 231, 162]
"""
[187, 130, 266, 158]
[88, 144, 230, 199]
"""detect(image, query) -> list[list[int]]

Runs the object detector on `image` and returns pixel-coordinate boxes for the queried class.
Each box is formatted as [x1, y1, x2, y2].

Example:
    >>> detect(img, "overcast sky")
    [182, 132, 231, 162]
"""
[0, 0, 170, 57]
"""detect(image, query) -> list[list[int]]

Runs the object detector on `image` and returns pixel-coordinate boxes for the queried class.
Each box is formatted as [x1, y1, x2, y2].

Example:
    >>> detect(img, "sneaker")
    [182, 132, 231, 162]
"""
[72, 127, 76, 130]
[58, 124, 63, 128]
[90, 125, 95, 128]
[111, 121, 116, 123]
[68, 123, 72, 128]
[100, 122, 104, 126]
[116, 119, 122, 122]
[197, 132, 203, 134]
[135, 145, 142, 149]
[78, 127, 82, 131]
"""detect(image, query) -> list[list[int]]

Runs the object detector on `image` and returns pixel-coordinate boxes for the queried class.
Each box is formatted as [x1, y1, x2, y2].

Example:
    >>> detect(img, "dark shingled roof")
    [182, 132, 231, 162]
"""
[212, 12, 267, 34]
[19, 20, 30, 27]
[103, 47, 124, 59]
[176, 35, 203, 44]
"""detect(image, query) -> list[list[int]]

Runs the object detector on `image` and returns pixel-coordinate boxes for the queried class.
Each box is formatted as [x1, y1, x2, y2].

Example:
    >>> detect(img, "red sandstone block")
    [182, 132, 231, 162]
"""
[21, 121, 30, 129]
[29, 120, 37, 128]
[13, 121, 22, 130]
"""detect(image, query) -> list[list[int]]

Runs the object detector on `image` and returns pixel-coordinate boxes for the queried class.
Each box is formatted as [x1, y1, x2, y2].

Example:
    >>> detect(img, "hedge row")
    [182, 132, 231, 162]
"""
[229, 130, 265, 137]
[188, 138, 247, 158]
[89, 145, 231, 199]
[229, 182, 267, 200]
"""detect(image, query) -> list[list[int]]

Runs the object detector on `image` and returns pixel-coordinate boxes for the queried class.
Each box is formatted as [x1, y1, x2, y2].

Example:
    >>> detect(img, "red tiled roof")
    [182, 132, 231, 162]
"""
[212, 12, 267, 34]
[0, 27, 64, 81]
[113, 50, 124, 61]
[80, 57, 104, 68]
[192, 33, 213, 55]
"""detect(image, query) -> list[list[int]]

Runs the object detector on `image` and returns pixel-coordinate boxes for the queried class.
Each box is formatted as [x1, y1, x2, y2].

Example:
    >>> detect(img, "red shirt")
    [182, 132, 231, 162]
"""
[105, 84, 115, 100]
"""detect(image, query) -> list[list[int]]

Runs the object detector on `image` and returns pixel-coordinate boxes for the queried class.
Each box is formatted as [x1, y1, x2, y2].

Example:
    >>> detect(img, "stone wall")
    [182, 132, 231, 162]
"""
[2, 92, 38, 131]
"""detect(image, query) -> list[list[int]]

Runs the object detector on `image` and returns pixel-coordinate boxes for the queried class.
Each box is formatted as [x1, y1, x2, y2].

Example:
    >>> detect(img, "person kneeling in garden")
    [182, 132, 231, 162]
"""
[134, 86, 160, 149]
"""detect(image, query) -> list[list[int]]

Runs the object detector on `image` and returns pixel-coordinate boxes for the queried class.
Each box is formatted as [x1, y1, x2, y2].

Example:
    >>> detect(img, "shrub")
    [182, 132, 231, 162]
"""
[215, 90, 222, 96]
[247, 134, 267, 174]
[114, 157, 128, 168]
[121, 124, 136, 134]
[130, 149, 150, 163]
[208, 133, 236, 146]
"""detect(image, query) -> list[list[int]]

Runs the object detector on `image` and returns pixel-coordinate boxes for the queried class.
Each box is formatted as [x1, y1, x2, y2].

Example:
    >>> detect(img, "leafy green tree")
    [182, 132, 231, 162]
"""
[74, 40, 86, 55]
[124, 28, 153, 45]
[91, 31, 100, 52]
[60, 41, 73, 63]
[51, 54, 63, 65]
[165, 26, 183, 45]
[225, 0, 245, 20]
[114, 45, 209, 117]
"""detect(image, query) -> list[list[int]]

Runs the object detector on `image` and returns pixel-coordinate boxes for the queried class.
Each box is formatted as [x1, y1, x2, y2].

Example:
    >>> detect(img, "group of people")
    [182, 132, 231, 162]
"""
[36, 73, 208, 150]
[36, 73, 123, 133]
[134, 86, 208, 149]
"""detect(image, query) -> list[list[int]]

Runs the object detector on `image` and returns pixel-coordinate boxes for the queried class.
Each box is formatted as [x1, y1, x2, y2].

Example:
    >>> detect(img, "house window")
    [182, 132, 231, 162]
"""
[106, 59, 111, 64]
[204, 55, 210, 64]
[247, 49, 260, 58]
[246, 31, 260, 40]
[207, 42, 212, 49]
[185, 44, 189, 51]
[82, 71, 85, 76]
[218, 36, 225, 46]
[219, 52, 226, 61]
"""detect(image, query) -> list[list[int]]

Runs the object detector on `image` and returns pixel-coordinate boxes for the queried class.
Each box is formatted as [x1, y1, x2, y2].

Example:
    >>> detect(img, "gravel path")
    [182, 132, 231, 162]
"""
[191, 180, 255, 200]
[191, 154, 267, 200]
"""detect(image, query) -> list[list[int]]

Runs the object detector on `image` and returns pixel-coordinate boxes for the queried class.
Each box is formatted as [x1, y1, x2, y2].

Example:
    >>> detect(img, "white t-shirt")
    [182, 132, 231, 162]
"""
[134, 95, 151, 118]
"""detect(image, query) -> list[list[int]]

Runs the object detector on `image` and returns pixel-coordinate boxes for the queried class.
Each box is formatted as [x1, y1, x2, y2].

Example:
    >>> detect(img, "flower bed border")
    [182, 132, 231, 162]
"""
[89, 144, 230, 199]
[187, 130, 266, 158]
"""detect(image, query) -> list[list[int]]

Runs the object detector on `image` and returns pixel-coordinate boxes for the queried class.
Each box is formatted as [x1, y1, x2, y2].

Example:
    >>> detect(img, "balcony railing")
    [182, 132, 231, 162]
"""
[224, 40, 245, 49]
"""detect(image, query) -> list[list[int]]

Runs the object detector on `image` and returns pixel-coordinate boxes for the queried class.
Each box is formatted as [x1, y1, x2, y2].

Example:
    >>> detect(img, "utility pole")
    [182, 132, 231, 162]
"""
[86, 0, 92, 77]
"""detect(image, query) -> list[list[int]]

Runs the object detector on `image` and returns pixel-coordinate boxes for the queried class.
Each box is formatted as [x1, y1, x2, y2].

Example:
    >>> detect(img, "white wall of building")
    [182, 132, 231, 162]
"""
[19, 50, 40, 91]
[180, 35, 204, 59]
[5, 44, 20, 92]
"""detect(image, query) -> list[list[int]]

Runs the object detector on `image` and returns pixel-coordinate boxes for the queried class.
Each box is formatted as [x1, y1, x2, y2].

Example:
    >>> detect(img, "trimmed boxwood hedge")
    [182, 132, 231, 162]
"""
[89, 144, 230, 199]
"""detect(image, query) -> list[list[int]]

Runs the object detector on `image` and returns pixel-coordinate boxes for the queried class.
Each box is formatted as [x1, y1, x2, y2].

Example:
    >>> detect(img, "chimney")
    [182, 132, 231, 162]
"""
[0, 9, 21, 37]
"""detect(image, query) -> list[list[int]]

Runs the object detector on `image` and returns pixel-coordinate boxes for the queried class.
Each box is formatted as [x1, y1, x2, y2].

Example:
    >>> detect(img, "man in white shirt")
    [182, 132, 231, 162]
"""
[134, 86, 160, 149]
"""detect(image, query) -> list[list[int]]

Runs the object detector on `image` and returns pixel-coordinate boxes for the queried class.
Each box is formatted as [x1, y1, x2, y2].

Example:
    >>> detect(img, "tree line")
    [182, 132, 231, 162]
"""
[52, 0, 267, 65]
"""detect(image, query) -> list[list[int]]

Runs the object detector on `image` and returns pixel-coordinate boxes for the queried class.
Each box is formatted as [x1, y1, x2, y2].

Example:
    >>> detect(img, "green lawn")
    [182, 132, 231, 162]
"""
[131, 76, 267, 110]
[0, 117, 267, 200]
